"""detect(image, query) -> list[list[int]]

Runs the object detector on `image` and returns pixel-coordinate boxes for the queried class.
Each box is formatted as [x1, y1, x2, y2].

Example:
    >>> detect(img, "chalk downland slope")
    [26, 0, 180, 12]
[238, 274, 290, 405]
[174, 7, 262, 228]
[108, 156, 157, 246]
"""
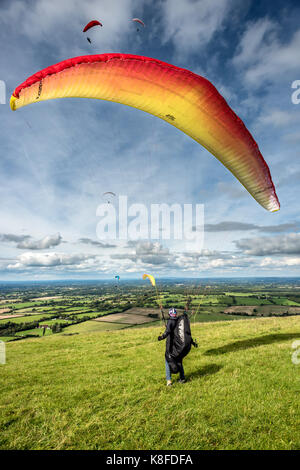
[0, 316, 299, 450]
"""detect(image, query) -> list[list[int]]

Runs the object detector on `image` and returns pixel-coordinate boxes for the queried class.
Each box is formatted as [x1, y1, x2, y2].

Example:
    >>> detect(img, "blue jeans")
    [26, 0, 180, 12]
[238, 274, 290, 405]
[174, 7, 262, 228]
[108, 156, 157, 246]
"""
[165, 359, 185, 381]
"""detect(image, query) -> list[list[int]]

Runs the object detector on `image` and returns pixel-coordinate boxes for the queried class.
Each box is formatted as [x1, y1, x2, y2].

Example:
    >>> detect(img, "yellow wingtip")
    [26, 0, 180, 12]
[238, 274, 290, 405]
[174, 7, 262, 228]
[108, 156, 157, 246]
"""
[10, 95, 17, 111]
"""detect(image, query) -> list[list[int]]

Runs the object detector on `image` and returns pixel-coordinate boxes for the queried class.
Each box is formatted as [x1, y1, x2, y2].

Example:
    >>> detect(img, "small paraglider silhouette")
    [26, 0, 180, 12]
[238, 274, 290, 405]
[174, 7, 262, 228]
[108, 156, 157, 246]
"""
[103, 192, 116, 204]
[83, 20, 103, 44]
[132, 18, 145, 32]
[114, 275, 120, 288]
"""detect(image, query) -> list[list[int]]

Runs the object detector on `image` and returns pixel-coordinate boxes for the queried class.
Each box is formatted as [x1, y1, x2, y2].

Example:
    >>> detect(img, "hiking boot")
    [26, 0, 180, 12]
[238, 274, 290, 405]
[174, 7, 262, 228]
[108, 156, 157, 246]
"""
[166, 380, 172, 386]
[178, 379, 186, 383]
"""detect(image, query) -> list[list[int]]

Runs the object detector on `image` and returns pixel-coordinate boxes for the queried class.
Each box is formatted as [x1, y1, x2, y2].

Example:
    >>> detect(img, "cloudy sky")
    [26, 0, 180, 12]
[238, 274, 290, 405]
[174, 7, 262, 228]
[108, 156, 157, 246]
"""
[1, 0, 300, 280]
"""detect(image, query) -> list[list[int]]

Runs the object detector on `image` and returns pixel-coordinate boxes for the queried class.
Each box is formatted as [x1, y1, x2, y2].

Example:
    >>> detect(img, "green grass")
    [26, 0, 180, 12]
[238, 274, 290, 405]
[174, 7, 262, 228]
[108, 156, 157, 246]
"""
[271, 297, 300, 306]
[224, 292, 267, 297]
[194, 295, 233, 306]
[0, 316, 299, 450]
[62, 307, 93, 312]
[9, 301, 50, 310]
[14, 328, 53, 337]
[58, 320, 128, 334]
[10, 309, 49, 315]
[39, 319, 72, 326]
[233, 296, 271, 306]
[68, 312, 104, 319]
[33, 307, 60, 312]
[192, 311, 250, 322]
[0, 314, 55, 324]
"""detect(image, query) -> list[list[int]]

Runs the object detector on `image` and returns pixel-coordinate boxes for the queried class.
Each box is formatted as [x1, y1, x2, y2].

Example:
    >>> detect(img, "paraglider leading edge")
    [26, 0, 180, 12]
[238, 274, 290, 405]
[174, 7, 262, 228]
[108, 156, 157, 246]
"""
[10, 53, 280, 212]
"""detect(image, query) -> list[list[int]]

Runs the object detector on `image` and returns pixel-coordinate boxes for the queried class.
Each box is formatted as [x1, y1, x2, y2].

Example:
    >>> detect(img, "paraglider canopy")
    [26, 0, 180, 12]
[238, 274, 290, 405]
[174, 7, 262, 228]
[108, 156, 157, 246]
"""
[103, 192, 116, 204]
[10, 53, 280, 212]
[132, 18, 145, 32]
[115, 275, 120, 281]
[132, 18, 145, 27]
[83, 20, 103, 32]
[142, 273, 156, 287]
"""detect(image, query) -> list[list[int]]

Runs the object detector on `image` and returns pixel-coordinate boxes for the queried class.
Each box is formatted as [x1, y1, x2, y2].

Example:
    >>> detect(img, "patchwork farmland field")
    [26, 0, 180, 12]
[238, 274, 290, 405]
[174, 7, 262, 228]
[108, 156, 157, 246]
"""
[224, 305, 300, 316]
[1, 279, 300, 342]
[60, 320, 128, 334]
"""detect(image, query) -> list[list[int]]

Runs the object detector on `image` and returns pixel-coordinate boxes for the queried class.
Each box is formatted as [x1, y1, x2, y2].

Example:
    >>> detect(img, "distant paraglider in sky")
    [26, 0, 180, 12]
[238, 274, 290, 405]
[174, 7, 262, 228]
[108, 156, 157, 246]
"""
[10, 53, 279, 212]
[132, 18, 145, 32]
[102, 192, 116, 204]
[83, 20, 103, 32]
[83, 20, 103, 44]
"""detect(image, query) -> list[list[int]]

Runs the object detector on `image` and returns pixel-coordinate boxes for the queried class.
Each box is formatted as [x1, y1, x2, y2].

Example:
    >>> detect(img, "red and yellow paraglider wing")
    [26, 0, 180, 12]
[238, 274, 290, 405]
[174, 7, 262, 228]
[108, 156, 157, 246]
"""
[10, 54, 279, 212]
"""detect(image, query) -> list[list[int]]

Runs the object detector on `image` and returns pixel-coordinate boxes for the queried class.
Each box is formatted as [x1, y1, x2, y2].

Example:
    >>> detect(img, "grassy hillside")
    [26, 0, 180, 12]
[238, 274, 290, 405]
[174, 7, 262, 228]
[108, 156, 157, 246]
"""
[0, 316, 299, 450]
